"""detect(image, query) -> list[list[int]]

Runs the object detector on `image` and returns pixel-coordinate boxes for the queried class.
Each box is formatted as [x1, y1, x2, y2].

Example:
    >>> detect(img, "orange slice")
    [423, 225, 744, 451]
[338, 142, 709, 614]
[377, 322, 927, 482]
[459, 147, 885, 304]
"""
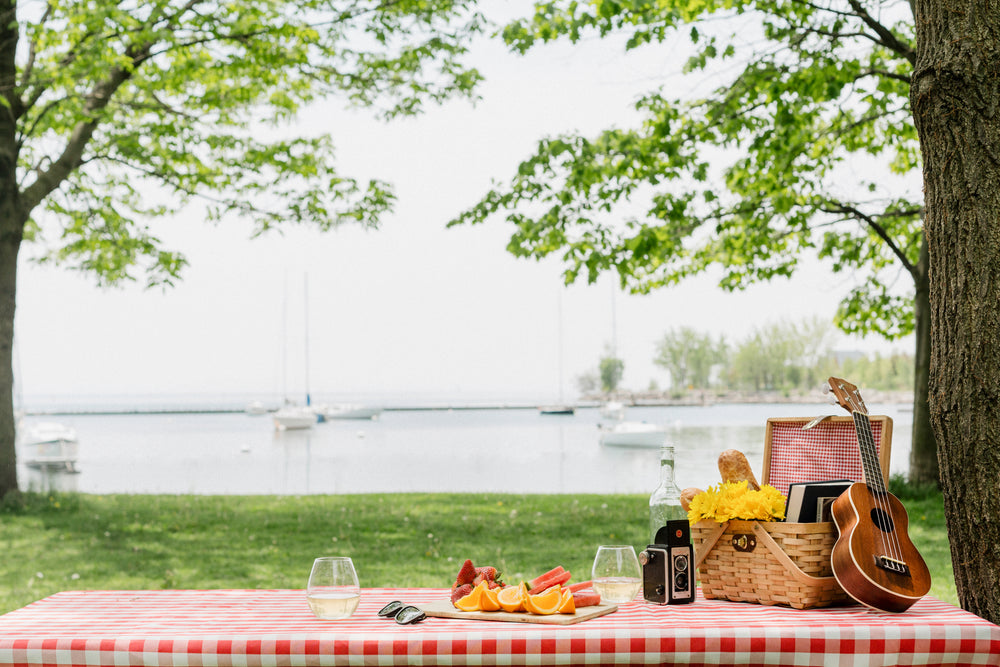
[480, 585, 501, 611]
[524, 585, 563, 615]
[498, 583, 527, 613]
[557, 588, 576, 614]
[454, 581, 487, 611]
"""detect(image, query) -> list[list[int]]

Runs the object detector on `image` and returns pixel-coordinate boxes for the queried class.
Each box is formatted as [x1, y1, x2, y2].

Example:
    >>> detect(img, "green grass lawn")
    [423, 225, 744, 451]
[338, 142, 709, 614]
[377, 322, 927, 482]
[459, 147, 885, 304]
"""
[0, 488, 956, 614]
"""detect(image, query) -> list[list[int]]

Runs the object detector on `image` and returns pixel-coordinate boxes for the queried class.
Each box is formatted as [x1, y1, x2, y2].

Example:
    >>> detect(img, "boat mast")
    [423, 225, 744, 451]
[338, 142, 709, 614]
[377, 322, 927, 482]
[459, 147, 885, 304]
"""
[611, 281, 618, 359]
[282, 272, 288, 405]
[304, 272, 311, 407]
[557, 287, 565, 404]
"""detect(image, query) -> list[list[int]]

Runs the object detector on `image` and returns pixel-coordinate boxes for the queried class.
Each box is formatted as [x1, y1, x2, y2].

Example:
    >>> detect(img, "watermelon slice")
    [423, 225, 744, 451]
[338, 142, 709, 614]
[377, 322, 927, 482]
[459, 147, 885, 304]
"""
[528, 566, 565, 589]
[527, 569, 572, 595]
[572, 590, 602, 607]
[566, 580, 592, 593]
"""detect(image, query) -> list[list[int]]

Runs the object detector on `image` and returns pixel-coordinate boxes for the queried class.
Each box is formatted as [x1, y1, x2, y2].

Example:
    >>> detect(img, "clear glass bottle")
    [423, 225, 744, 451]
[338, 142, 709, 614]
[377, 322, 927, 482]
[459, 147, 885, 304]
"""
[649, 443, 686, 544]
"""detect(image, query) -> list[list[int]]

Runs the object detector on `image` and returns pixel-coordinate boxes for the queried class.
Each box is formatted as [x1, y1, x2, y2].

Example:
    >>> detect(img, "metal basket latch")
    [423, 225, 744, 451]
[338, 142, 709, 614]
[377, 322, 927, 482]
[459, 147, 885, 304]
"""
[732, 533, 757, 552]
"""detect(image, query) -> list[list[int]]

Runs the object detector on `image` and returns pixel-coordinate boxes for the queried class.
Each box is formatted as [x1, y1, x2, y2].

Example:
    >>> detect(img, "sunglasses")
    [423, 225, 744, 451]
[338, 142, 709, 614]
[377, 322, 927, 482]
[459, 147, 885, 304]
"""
[377, 601, 427, 625]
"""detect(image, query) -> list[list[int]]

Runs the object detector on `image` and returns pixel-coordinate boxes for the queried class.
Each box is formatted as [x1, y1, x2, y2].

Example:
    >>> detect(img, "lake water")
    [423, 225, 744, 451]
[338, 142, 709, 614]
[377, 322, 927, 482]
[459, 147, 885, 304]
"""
[18, 402, 914, 496]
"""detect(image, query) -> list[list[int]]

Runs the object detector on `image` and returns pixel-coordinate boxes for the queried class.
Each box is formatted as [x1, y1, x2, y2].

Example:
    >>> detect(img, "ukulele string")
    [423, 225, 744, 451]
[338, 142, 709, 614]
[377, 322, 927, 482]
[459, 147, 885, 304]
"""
[852, 409, 894, 562]
[857, 411, 903, 563]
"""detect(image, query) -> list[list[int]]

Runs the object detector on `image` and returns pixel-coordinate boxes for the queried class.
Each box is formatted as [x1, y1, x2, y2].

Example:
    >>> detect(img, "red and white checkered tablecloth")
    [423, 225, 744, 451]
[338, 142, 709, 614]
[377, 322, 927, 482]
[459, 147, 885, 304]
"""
[1, 588, 998, 667]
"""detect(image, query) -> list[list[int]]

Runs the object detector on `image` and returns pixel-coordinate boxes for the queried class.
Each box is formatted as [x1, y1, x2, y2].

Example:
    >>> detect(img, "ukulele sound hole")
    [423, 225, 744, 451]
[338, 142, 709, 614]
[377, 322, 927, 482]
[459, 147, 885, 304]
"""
[870, 507, 895, 533]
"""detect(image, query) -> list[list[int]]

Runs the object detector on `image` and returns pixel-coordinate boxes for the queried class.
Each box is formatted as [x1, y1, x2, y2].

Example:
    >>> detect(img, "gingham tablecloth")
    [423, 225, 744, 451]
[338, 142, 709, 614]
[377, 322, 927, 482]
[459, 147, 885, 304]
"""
[1, 588, 998, 667]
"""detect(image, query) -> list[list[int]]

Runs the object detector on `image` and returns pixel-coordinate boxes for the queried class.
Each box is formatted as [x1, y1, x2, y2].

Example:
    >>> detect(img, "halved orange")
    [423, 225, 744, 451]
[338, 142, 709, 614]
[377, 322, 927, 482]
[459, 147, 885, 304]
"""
[524, 585, 563, 615]
[498, 583, 527, 613]
[479, 585, 501, 611]
[557, 588, 575, 614]
[454, 581, 487, 611]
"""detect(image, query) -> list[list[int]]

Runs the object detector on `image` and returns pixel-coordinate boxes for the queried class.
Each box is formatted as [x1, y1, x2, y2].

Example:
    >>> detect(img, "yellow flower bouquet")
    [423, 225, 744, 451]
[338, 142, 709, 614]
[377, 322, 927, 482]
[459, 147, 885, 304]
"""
[687, 481, 787, 523]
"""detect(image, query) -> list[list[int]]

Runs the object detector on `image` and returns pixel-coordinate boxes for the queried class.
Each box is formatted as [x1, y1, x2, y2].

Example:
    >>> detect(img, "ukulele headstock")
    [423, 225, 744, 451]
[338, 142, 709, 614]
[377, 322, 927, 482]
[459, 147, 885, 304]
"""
[827, 376, 869, 415]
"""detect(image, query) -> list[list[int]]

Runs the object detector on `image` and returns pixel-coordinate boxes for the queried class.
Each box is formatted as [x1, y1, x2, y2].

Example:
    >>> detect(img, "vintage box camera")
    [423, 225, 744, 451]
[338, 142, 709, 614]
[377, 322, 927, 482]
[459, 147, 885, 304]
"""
[639, 520, 695, 604]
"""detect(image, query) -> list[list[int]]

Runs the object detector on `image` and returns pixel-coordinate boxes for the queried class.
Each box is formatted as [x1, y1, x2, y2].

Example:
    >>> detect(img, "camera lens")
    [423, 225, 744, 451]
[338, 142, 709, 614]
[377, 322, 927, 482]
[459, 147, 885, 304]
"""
[675, 572, 689, 590]
[673, 554, 688, 571]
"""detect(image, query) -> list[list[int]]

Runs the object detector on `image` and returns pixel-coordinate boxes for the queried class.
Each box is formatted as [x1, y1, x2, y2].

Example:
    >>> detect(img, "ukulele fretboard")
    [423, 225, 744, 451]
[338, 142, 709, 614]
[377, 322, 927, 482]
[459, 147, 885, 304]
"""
[852, 411, 886, 494]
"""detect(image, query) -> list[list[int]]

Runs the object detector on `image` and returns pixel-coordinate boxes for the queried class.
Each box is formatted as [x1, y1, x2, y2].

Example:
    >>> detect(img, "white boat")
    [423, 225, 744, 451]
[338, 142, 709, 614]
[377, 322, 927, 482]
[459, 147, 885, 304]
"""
[17, 421, 80, 471]
[245, 401, 269, 415]
[539, 404, 575, 415]
[599, 401, 626, 420]
[273, 407, 316, 430]
[315, 404, 382, 421]
[599, 421, 669, 447]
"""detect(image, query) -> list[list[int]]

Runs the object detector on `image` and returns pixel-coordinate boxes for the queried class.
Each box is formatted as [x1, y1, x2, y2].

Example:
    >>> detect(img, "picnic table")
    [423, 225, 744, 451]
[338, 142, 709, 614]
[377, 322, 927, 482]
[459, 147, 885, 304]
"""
[1, 587, 998, 666]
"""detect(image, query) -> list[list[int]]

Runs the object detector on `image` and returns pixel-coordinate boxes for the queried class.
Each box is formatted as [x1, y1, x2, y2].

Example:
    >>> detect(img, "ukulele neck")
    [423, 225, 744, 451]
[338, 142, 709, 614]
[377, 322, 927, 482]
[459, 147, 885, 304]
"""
[852, 411, 886, 494]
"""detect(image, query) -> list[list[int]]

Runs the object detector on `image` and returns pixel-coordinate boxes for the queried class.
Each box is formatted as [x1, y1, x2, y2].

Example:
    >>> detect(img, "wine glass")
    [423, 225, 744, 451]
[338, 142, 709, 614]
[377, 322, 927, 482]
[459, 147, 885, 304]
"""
[306, 557, 361, 619]
[591, 545, 641, 603]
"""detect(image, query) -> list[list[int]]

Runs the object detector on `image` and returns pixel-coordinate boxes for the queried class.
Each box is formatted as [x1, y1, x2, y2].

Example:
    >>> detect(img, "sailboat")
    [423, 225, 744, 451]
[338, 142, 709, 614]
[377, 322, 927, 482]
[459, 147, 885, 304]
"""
[16, 419, 81, 471]
[13, 344, 81, 470]
[272, 406, 317, 430]
[273, 273, 316, 431]
[539, 286, 575, 415]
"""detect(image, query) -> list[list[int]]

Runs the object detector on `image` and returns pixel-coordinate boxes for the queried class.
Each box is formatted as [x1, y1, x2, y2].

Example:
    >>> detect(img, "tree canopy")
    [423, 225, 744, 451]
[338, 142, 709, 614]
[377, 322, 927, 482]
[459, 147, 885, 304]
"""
[449, 0, 937, 483]
[0, 0, 486, 497]
[8, 0, 484, 286]
[454, 0, 921, 333]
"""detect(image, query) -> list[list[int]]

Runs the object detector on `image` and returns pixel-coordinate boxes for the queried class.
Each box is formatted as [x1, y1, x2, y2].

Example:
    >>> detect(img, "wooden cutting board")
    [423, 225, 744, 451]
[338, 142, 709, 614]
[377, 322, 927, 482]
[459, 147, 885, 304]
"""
[419, 600, 618, 625]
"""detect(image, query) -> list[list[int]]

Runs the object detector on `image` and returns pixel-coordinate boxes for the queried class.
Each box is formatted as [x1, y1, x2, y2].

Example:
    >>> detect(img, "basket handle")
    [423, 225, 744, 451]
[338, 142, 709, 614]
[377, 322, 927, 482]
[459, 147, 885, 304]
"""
[694, 522, 730, 570]
[751, 523, 838, 586]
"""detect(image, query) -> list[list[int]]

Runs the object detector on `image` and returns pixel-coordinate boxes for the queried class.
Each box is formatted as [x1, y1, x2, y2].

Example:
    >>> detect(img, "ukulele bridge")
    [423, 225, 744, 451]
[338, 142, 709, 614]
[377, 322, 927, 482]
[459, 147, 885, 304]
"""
[875, 555, 911, 577]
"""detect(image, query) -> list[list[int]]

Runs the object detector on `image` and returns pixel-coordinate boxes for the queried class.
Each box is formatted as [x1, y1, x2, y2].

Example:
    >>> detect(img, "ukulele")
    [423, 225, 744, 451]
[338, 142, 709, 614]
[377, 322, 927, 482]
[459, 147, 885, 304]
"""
[827, 377, 931, 613]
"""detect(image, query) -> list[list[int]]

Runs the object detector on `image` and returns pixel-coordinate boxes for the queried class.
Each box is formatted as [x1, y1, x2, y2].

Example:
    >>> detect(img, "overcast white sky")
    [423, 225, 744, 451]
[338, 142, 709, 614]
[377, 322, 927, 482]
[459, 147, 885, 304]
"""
[14, 1, 913, 407]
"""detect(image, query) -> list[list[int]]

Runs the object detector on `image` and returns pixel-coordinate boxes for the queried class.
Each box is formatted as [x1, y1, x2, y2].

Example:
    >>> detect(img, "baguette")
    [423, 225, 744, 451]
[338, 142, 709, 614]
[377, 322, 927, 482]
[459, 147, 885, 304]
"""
[718, 449, 760, 490]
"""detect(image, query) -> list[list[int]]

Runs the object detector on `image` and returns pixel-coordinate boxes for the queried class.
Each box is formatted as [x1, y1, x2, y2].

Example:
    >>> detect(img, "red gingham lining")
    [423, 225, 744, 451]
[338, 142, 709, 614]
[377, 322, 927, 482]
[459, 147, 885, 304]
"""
[0, 588, 997, 666]
[767, 419, 885, 496]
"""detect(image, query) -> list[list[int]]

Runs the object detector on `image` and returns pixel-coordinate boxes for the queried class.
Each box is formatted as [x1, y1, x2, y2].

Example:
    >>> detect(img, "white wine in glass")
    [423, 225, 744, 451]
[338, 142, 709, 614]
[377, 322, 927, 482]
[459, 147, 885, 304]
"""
[591, 545, 641, 603]
[307, 557, 361, 620]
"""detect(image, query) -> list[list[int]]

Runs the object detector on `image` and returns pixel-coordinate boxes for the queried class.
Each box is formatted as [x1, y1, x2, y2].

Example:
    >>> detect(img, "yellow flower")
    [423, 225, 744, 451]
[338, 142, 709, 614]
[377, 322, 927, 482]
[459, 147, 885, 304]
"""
[687, 482, 787, 523]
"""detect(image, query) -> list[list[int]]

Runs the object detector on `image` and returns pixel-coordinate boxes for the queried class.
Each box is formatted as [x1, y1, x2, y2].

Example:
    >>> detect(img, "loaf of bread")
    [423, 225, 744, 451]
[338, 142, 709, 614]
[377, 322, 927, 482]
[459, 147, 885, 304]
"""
[680, 487, 703, 511]
[718, 449, 760, 490]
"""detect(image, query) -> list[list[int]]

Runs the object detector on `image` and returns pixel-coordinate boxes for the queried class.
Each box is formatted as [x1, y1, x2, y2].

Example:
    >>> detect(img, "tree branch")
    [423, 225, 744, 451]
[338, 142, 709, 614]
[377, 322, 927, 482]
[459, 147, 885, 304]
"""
[858, 67, 911, 84]
[18, 1, 54, 103]
[844, 0, 916, 65]
[19, 24, 105, 118]
[820, 202, 919, 277]
[21, 42, 152, 212]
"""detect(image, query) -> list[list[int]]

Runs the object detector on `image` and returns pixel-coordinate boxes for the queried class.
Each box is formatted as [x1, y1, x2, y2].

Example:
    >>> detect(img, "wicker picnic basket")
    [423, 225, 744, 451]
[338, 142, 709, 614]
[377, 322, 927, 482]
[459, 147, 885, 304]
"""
[691, 415, 893, 609]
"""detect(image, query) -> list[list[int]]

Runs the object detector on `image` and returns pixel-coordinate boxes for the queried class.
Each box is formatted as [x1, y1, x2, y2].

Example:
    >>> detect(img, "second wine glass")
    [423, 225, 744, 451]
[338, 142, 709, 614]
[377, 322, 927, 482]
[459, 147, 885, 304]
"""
[306, 556, 361, 619]
[591, 545, 641, 603]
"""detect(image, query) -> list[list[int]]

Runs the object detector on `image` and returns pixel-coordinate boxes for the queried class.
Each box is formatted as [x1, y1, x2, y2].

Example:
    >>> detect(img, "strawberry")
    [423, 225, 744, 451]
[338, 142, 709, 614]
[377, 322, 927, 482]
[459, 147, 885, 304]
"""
[473, 567, 504, 587]
[454, 559, 477, 588]
[450, 583, 473, 605]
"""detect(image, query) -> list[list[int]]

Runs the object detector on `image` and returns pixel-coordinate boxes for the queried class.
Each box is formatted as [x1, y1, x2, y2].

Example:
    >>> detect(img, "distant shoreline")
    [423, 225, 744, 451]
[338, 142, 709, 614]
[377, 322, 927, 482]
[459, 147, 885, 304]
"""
[21, 389, 915, 417]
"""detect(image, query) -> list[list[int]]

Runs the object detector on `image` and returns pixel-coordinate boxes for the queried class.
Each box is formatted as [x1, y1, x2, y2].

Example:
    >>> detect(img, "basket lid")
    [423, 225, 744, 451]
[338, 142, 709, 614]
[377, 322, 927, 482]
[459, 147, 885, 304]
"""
[762, 415, 893, 497]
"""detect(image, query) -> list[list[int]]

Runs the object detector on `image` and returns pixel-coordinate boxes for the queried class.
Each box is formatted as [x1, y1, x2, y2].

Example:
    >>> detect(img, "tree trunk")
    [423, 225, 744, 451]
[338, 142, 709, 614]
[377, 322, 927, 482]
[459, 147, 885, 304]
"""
[909, 237, 938, 486]
[0, 197, 21, 499]
[911, 0, 1000, 624]
[0, 0, 19, 499]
